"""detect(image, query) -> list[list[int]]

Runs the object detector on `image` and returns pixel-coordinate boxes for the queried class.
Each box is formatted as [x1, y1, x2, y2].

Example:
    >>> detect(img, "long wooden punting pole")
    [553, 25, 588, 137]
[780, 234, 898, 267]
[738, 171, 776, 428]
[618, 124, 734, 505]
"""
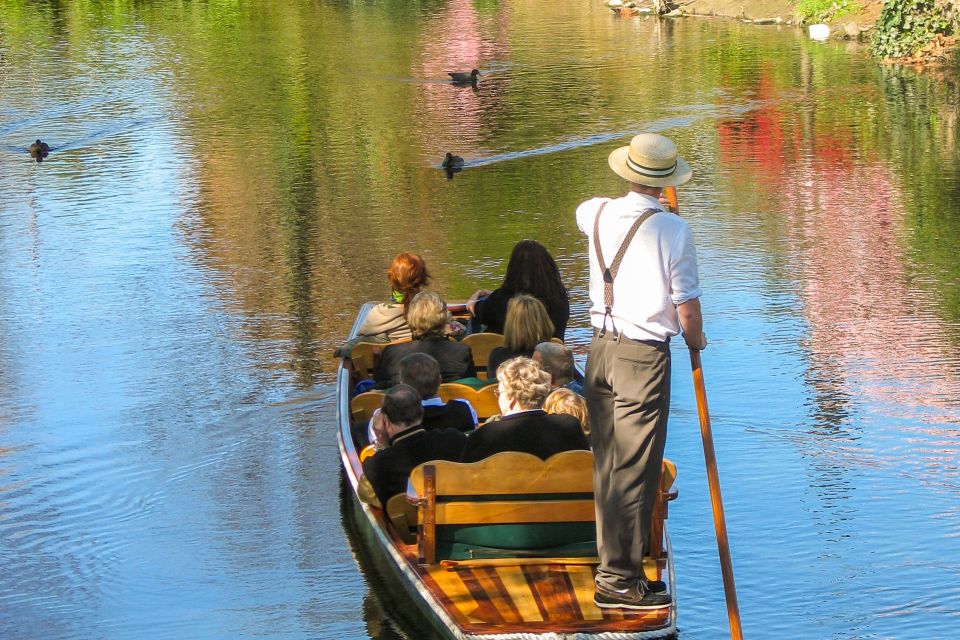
[667, 183, 744, 639]
[690, 348, 743, 640]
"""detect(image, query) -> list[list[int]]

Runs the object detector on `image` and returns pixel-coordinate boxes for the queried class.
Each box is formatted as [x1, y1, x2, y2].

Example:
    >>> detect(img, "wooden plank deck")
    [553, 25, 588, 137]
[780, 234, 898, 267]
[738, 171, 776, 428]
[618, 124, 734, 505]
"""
[387, 533, 671, 635]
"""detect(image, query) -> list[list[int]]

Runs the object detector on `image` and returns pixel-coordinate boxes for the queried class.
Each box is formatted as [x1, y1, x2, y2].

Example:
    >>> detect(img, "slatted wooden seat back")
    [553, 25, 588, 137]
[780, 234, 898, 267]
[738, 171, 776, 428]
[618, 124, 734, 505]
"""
[408, 452, 678, 566]
[437, 383, 499, 420]
[350, 340, 409, 380]
[461, 333, 504, 380]
[351, 390, 385, 423]
[409, 450, 596, 565]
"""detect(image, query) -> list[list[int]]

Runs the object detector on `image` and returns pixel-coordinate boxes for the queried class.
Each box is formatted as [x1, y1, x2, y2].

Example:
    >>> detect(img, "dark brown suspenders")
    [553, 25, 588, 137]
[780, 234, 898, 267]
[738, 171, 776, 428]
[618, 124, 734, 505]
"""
[592, 202, 658, 336]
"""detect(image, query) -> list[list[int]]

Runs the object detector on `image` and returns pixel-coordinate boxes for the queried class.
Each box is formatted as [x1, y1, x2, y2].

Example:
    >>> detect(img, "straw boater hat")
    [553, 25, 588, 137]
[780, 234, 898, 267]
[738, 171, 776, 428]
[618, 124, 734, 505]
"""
[608, 133, 692, 187]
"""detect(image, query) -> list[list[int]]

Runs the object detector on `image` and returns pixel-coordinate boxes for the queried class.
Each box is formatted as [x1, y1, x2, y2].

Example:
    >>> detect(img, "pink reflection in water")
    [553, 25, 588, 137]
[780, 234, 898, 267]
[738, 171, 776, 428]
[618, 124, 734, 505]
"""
[411, 0, 510, 158]
[780, 158, 960, 427]
[717, 68, 960, 431]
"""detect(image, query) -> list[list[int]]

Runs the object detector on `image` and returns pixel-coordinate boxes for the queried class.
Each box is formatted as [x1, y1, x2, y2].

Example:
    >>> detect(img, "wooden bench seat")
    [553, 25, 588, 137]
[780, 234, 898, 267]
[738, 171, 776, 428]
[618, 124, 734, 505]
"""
[461, 333, 565, 381]
[350, 390, 385, 423]
[407, 451, 677, 566]
[436, 383, 499, 420]
[348, 339, 411, 381]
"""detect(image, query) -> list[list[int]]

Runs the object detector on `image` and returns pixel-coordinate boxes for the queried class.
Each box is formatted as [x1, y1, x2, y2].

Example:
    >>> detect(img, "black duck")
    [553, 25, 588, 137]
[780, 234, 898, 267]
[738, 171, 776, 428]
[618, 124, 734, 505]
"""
[448, 69, 480, 85]
[441, 152, 464, 169]
[28, 139, 51, 160]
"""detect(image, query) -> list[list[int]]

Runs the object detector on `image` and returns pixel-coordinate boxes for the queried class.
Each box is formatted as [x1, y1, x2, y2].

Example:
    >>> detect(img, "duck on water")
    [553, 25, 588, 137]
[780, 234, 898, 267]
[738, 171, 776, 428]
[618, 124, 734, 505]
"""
[448, 69, 480, 86]
[441, 152, 464, 179]
[441, 153, 464, 169]
[28, 139, 51, 161]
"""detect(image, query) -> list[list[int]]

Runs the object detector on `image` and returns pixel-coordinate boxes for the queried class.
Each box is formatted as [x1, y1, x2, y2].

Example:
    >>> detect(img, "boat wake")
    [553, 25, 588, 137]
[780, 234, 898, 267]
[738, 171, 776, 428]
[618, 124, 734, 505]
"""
[437, 99, 776, 169]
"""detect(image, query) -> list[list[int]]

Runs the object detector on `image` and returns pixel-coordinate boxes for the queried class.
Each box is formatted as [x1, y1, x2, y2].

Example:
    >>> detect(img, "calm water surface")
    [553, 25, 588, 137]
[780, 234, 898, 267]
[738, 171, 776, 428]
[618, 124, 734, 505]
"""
[2, 1, 959, 638]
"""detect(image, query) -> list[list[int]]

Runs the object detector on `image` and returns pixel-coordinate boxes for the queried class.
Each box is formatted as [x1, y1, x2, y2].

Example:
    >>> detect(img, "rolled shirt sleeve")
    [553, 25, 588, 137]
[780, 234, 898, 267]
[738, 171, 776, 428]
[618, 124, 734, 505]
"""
[669, 223, 702, 306]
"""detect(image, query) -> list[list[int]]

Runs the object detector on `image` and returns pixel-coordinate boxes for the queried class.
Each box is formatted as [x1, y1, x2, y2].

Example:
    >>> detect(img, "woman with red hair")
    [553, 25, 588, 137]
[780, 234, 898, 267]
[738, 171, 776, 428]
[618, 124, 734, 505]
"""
[336, 252, 434, 357]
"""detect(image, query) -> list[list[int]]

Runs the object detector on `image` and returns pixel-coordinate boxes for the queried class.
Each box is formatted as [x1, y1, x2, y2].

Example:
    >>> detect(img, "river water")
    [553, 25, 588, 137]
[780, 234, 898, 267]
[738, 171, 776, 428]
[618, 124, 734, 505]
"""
[1, 1, 959, 638]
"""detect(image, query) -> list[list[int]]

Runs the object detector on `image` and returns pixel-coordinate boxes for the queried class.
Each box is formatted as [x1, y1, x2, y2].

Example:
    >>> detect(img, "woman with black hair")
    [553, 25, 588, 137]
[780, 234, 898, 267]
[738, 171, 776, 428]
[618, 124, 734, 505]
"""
[466, 239, 570, 340]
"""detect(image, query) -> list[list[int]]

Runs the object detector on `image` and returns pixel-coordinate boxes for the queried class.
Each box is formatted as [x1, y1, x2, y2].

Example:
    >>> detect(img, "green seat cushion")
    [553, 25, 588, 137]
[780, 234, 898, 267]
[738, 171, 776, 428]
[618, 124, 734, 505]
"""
[436, 523, 598, 560]
[450, 376, 497, 390]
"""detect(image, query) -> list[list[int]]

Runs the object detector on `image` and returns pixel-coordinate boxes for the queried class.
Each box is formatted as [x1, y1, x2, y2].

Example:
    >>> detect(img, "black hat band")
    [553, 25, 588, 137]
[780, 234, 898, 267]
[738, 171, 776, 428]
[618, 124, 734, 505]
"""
[626, 154, 677, 177]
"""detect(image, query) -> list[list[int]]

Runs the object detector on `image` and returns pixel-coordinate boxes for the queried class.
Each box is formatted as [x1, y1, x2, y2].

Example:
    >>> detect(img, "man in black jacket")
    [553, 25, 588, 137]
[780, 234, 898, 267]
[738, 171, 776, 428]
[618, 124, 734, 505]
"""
[461, 357, 589, 463]
[359, 384, 467, 508]
[399, 353, 477, 432]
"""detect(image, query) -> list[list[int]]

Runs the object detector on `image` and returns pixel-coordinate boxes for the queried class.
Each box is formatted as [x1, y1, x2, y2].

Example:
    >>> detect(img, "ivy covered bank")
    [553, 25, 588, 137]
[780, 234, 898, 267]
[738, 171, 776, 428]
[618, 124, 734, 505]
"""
[653, 0, 959, 64]
[870, 0, 957, 62]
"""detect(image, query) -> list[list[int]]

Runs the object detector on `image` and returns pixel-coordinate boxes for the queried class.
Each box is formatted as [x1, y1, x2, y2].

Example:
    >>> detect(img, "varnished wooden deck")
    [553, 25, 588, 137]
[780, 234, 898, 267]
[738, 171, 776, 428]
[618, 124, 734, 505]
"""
[402, 538, 670, 634]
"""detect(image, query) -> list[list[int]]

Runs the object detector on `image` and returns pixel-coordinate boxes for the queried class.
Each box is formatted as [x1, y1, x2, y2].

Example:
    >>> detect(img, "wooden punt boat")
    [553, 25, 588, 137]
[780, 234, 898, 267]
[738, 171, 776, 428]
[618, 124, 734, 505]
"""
[337, 303, 679, 639]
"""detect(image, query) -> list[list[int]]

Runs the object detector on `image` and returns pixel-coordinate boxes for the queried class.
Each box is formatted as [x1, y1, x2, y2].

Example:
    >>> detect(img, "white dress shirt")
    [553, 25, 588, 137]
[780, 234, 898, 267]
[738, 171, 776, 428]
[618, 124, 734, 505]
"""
[576, 192, 701, 342]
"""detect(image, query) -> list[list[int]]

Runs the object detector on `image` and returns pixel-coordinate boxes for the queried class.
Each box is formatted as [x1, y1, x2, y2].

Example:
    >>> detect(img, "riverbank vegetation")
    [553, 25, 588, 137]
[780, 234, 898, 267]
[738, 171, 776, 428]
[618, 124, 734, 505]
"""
[796, 0, 957, 64]
[630, 0, 958, 65]
[871, 0, 957, 63]
[797, 0, 861, 23]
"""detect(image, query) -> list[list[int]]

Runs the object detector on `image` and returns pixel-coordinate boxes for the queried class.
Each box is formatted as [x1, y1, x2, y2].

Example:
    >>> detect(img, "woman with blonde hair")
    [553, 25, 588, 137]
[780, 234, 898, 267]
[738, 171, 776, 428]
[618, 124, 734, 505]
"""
[375, 291, 476, 387]
[461, 357, 589, 462]
[544, 388, 590, 436]
[486, 294, 555, 379]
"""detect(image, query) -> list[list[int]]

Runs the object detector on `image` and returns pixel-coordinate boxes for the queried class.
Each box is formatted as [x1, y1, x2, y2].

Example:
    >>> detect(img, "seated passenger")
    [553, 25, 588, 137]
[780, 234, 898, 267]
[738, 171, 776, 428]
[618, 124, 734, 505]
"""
[376, 292, 476, 388]
[466, 239, 570, 340]
[335, 252, 430, 358]
[544, 387, 590, 436]
[487, 295, 555, 379]
[359, 384, 467, 508]
[461, 357, 589, 463]
[399, 352, 477, 432]
[533, 341, 585, 395]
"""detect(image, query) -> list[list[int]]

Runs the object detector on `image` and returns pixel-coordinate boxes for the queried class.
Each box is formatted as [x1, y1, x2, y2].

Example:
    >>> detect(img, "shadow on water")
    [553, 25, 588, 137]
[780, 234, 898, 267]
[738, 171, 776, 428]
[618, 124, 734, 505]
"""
[338, 474, 448, 640]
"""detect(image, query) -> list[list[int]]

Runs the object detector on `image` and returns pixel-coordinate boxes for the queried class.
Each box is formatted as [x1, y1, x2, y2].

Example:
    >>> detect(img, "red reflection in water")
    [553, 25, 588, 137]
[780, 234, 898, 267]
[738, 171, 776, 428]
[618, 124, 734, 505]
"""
[717, 67, 960, 430]
[781, 159, 960, 425]
[717, 68, 789, 194]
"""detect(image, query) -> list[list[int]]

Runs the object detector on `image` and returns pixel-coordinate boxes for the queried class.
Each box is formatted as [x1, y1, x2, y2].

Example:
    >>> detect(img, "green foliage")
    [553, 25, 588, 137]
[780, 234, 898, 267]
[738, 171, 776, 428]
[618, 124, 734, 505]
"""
[797, 0, 859, 23]
[871, 0, 953, 59]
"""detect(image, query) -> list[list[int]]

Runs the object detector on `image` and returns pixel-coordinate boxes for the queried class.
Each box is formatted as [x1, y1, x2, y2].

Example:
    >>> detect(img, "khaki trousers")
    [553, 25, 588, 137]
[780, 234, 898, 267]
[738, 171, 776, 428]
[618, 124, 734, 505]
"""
[585, 332, 671, 591]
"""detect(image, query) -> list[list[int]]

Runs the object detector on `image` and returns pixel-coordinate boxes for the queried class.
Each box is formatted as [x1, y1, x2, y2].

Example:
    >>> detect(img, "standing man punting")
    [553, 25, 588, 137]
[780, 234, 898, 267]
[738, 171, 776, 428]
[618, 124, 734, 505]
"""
[576, 133, 707, 611]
